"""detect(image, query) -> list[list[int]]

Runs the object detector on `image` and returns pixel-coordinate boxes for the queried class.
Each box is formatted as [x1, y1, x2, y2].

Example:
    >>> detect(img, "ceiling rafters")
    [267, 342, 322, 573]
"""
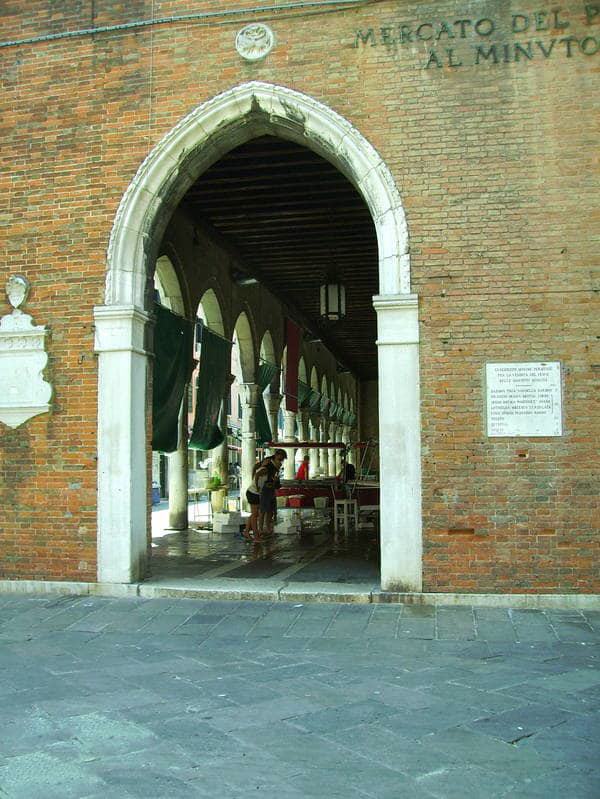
[184, 135, 379, 380]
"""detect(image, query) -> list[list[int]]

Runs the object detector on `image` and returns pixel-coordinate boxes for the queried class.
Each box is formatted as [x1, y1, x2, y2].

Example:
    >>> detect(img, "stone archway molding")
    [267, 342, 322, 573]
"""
[95, 81, 421, 591]
[106, 82, 410, 306]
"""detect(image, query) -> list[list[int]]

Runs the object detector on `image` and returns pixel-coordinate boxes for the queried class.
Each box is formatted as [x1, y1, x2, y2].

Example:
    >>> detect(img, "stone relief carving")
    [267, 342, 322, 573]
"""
[7, 274, 30, 309]
[0, 275, 52, 428]
[235, 24, 275, 61]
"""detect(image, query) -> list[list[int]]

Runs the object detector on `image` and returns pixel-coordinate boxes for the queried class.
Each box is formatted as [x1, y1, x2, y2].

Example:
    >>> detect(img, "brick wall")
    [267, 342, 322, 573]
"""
[1, 0, 597, 590]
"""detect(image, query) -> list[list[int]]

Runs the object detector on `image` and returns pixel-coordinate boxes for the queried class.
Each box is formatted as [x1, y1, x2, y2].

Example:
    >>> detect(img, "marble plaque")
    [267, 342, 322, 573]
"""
[486, 362, 562, 437]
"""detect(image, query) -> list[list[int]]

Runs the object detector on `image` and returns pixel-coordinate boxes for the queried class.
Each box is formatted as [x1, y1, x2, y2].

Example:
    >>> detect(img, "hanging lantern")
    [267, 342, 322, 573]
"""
[320, 282, 346, 321]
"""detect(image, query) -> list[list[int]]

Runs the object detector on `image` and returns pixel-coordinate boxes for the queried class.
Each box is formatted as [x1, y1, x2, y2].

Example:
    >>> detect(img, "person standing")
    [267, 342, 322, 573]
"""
[257, 449, 286, 539]
[241, 458, 267, 542]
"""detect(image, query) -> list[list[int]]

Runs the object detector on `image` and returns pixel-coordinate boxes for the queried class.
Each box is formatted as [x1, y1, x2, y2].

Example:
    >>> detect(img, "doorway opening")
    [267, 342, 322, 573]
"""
[96, 82, 421, 592]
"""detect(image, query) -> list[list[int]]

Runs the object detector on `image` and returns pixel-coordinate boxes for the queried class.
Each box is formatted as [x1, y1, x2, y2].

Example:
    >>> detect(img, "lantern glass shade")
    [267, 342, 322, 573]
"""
[320, 283, 346, 321]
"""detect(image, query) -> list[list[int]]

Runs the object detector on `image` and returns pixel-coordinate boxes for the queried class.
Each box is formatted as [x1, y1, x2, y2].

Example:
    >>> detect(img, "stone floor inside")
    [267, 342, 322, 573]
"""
[149, 500, 380, 590]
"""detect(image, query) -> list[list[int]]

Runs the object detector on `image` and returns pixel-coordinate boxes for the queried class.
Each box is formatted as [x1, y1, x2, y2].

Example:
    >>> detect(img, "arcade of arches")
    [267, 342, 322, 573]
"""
[149, 136, 381, 588]
[95, 83, 420, 593]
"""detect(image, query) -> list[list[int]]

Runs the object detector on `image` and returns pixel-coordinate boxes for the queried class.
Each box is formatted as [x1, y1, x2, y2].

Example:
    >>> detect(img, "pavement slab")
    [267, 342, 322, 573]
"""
[0, 591, 598, 798]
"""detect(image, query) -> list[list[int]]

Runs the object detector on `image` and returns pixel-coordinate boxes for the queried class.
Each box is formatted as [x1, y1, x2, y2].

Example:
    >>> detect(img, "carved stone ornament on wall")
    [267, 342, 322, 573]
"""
[0, 275, 52, 428]
[235, 24, 275, 61]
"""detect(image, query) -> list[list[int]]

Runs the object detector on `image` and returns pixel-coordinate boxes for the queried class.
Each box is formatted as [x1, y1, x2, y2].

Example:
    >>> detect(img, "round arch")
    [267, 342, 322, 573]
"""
[310, 366, 319, 391]
[154, 255, 185, 314]
[198, 288, 225, 337]
[233, 311, 255, 384]
[260, 330, 276, 366]
[298, 356, 307, 385]
[95, 81, 422, 592]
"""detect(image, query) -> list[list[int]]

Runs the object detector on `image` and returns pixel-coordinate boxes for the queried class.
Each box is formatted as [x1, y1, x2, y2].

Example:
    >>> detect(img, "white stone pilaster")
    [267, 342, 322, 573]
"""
[374, 294, 422, 592]
[94, 305, 151, 583]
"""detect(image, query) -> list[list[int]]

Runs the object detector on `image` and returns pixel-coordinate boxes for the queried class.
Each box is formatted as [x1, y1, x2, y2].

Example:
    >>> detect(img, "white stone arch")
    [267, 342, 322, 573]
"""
[329, 380, 336, 405]
[95, 81, 421, 591]
[233, 311, 255, 384]
[298, 356, 307, 385]
[197, 287, 225, 337]
[260, 330, 279, 401]
[105, 81, 410, 307]
[259, 330, 276, 366]
[310, 366, 319, 392]
[154, 255, 185, 314]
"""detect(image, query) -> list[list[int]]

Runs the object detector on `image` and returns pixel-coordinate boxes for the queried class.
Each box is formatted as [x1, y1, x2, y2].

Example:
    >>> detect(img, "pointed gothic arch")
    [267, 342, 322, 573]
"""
[95, 81, 421, 591]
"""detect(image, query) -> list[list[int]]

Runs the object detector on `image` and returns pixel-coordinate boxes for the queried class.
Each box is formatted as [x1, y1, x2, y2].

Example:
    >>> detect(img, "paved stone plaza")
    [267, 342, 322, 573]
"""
[0, 592, 598, 798]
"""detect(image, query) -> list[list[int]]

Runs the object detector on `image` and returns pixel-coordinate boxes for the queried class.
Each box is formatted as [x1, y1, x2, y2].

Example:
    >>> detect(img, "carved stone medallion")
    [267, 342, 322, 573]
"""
[6, 274, 29, 310]
[235, 24, 275, 61]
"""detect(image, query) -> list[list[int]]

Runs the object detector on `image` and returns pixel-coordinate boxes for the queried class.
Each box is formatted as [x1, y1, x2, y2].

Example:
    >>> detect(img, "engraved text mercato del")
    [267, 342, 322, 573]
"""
[353, 4, 599, 68]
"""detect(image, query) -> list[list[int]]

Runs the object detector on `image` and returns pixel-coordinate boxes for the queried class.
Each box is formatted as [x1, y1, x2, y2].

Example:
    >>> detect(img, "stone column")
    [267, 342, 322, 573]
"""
[319, 417, 328, 477]
[347, 427, 357, 466]
[265, 392, 283, 446]
[282, 408, 297, 479]
[373, 294, 422, 593]
[327, 420, 337, 477]
[240, 382, 260, 509]
[94, 304, 151, 583]
[297, 409, 310, 459]
[335, 425, 344, 475]
[167, 398, 189, 530]
[213, 375, 235, 486]
[309, 413, 321, 476]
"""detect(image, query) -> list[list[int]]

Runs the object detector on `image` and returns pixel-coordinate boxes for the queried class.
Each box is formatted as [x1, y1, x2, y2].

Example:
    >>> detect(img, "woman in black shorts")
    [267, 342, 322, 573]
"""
[242, 458, 267, 541]
[258, 449, 286, 539]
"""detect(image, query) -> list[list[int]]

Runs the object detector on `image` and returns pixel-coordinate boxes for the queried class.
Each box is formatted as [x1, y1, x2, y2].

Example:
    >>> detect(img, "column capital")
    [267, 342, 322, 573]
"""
[223, 373, 235, 398]
[297, 407, 310, 424]
[240, 382, 261, 407]
[93, 304, 152, 356]
[265, 392, 283, 414]
[373, 293, 419, 345]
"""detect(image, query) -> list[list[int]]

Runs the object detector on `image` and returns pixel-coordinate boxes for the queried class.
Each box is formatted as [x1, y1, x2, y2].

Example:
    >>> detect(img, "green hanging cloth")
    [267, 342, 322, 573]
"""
[308, 389, 321, 412]
[255, 361, 279, 446]
[189, 326, 232, 451]
[151, 304, 195, 453]
[298, 381, 312, 409]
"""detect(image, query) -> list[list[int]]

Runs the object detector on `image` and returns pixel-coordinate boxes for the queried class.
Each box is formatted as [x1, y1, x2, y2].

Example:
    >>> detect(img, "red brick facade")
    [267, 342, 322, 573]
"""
[1, 1, 598, 591]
